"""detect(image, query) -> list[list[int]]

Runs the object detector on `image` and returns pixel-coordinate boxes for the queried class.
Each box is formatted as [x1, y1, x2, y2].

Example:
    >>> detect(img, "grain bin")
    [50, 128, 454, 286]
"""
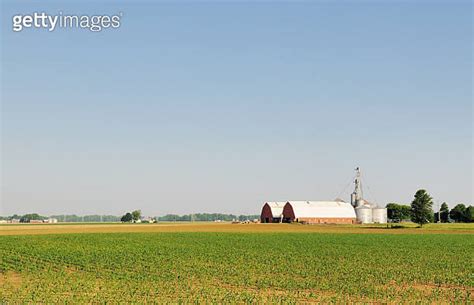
[355, 205, 373, 224]
[372, 208, 387, 224]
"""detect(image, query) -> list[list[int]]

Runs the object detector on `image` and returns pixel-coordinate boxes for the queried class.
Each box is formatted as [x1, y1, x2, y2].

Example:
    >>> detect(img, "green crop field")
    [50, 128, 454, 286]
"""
[1, 226, 473, 303]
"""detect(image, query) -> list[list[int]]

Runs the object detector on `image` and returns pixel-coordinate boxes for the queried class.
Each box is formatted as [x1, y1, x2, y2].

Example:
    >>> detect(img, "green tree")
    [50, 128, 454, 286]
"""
[131, 210, 141, 222]
[400, 206, 411, 220]
[386, 203, 411, 222]
[410, 189, 433, 227]
[386, 203, 400, 221]
[439, 202, 449, 223]
[20, 213, 45, 223]
[121, 213, 133, 222]
[449, 204, 467, 223]
[465, 206, 474, 223]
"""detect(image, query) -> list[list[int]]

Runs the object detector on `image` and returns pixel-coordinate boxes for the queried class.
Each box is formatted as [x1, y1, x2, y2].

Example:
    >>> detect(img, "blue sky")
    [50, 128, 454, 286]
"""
[1, 1, 472, 216]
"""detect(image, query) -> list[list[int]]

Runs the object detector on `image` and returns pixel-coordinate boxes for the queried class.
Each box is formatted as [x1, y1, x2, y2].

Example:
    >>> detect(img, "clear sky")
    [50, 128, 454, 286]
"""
[1, 1, 472, 216]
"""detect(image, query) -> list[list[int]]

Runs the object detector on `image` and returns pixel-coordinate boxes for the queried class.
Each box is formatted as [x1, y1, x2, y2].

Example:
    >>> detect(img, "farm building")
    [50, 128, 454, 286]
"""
[260, 168, 387, 225]
[260, 202, 286, 223]
[44, 218, 58, 224]
[350, 168, 388, 224]
[282, 200, 357, 224]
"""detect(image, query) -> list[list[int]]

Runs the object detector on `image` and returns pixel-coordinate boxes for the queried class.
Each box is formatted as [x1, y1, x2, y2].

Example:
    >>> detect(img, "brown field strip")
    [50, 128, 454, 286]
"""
[1, 222, 473, 235]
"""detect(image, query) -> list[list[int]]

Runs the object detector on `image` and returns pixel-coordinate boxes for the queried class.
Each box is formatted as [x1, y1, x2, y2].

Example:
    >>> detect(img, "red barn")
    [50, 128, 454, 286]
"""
[260, 202, 285, 223]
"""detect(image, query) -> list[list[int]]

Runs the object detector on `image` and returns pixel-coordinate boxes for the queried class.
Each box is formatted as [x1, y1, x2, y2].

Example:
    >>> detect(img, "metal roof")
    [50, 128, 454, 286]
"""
[286, 201, 356, 218]
[359, 199, 378, 208]
[265, 202, 286, 218]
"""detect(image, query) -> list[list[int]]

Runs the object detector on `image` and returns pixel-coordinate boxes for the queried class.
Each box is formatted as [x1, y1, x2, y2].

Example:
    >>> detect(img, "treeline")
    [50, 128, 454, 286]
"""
[2, 213, 260, 223]
[156, 213, 260, 222]
[0, 213, 46, 222]
[119, 211, 260, 222]
[387, 202, 473, 223]
[437, 203, 474, 223]
[0, 214, 121, 222]
[50, 215, 121, 222]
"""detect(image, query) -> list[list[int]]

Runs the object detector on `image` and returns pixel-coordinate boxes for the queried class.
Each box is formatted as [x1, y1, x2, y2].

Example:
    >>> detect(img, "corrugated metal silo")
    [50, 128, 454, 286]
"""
[372, 208, 387, 224]
[355, 205, 372, 224]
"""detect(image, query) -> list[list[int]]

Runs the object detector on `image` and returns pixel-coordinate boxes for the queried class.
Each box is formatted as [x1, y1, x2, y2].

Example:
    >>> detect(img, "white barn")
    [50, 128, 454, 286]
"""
[282, 201, 357, 224]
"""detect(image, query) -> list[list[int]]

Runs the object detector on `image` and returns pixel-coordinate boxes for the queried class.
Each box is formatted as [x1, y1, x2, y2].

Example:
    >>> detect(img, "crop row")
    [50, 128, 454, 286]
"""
[0, 232, 472, 303]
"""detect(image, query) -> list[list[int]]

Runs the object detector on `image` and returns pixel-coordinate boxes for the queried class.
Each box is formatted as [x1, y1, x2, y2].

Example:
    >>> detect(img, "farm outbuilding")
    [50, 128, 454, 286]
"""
[259, 168, 386, 225]
[282, 201, 357, 224]
[260, 202, 286, 223]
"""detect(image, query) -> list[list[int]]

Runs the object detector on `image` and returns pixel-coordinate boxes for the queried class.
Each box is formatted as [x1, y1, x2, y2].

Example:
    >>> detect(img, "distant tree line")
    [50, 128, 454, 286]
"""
[0, 213, 46, 222]
[0, 214, 121, 222]
[155, 213, 260, 222]
[387, 195, 473, 224]
[50, 215, 121, 222]
[21, 213, 46, 223]
[2, 212, 261, 223]
[443, 203, 474, 223]
[119, 212, 260, 222]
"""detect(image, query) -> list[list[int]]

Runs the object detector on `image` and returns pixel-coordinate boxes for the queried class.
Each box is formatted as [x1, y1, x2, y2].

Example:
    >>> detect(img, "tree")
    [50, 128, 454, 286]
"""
[121, 213, 133, 222]
[410, 189, 433, 227]
[439, 202, 449, 223]
[386, 203, 411, 222]
[131, 210, 141, 222]
[465, 206, 474, 223]
[20, 213, 45, 223]
[449, 204, 467, 223]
